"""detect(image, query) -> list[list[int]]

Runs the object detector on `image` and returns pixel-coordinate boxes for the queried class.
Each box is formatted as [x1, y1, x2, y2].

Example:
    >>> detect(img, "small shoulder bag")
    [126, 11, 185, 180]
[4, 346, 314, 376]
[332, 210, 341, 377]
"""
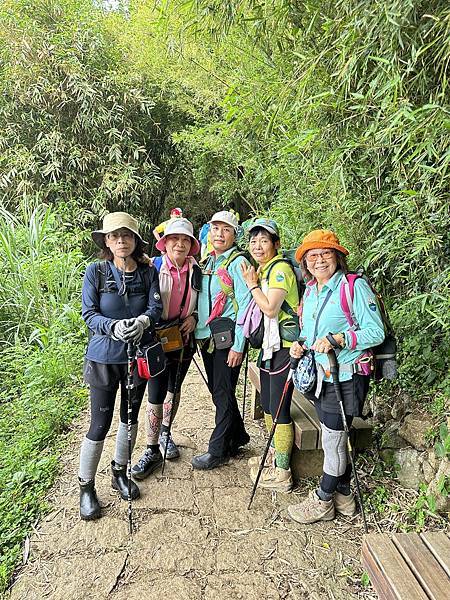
[155, 266, 190, 353]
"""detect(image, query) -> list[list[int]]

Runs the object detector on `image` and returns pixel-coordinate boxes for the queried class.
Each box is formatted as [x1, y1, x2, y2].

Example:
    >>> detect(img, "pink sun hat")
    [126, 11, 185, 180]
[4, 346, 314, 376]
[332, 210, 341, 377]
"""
[155, 217, 200, 256]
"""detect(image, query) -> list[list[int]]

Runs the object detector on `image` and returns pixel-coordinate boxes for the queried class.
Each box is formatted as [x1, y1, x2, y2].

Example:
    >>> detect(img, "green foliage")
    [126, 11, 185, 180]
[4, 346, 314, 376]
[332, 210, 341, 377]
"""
[0, 0, 195, 232]
[0, 340, 87, 592]
[360, 571, 370, 588]
[434, 423, 450, 459]
[125, 0, 450, 401]
[0, 201, 85, 343]
[0, 200, 87, 592]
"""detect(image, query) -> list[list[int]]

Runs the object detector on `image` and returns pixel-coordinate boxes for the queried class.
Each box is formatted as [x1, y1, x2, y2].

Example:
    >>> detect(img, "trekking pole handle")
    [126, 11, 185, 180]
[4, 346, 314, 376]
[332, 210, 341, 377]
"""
[127, 341, 135, 360]
[326, 334, 340, 376]
[289, 336, 307, 371]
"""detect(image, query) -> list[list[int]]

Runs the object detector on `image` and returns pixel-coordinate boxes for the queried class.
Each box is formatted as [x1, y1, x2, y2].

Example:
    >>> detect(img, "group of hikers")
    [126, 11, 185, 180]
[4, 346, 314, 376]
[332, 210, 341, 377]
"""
[78, 208, 385, 527]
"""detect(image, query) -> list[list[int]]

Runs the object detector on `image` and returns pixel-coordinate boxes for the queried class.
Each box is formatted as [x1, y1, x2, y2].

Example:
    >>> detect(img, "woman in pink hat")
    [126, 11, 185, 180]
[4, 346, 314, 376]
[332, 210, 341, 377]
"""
[131, 218, 202, 478]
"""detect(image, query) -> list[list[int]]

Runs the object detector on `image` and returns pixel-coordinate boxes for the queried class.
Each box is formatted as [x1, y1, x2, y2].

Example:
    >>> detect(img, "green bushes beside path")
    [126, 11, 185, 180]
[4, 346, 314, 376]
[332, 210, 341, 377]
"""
[0, 203, 88, 592]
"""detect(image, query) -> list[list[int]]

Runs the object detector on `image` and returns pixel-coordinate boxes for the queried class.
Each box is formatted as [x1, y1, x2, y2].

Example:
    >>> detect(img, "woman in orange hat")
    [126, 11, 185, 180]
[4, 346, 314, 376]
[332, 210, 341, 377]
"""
[287, 230, 384, 525]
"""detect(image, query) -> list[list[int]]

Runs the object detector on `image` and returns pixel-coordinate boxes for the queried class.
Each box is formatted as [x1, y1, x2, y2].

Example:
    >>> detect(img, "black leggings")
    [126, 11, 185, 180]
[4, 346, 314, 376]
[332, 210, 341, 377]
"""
[86, 363, 146, 441]
[260, 348, 293, 425]
[147, 348, 192, 404]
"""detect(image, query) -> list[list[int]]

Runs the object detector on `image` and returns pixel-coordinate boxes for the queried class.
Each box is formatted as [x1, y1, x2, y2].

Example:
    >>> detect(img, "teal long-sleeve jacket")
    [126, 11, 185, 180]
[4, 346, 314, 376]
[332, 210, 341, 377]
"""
[301, 269, 385, 382]
[195, 247, 252, 353]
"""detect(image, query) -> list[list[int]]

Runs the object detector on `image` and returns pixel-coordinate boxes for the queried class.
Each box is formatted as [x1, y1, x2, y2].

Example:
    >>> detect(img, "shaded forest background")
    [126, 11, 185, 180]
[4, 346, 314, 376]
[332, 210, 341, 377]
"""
[0, 0, 448, 591]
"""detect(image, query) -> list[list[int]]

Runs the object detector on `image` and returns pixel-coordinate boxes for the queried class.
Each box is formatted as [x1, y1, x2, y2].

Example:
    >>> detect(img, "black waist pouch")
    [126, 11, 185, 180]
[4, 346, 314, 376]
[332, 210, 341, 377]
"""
[209, 317, 235, 350]
[136, 340, 167, 379]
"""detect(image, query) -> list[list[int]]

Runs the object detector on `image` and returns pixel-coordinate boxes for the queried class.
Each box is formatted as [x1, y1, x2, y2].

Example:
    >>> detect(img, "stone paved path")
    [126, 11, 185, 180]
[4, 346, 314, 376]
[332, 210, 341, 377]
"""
[7, 361, 374, 600]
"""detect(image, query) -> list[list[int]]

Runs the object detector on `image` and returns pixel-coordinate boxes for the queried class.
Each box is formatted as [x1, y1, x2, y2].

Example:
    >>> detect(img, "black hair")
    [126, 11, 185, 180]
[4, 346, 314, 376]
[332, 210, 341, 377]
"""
[249, 226, 280, 245]
[300, 249, 349, 281]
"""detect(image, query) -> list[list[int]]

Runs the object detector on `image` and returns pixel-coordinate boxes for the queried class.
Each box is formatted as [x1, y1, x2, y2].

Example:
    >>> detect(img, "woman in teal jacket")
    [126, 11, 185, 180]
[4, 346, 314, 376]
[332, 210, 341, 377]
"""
[287, 229, 384, 525]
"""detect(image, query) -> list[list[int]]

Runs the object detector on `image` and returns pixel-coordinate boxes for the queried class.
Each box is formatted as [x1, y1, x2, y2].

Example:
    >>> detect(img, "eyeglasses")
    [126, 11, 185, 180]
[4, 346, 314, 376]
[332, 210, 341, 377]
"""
[305, 250, 335, 262]
[106, 230, 134, 241]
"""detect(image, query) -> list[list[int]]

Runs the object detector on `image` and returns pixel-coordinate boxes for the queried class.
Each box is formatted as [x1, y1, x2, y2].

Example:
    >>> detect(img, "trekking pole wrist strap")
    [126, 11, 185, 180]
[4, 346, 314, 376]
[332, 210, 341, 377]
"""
[326, 333, 342, 350]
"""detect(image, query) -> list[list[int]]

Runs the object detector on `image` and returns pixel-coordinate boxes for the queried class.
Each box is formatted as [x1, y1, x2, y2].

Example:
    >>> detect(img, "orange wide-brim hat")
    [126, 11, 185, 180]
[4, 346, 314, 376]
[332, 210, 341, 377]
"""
[295, 229, 349, 263]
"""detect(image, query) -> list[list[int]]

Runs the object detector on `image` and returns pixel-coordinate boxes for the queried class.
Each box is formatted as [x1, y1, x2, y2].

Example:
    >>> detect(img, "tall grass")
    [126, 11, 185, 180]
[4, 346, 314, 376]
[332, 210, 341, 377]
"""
[0, 202, 85, 345]
[0, 200, 88, 592]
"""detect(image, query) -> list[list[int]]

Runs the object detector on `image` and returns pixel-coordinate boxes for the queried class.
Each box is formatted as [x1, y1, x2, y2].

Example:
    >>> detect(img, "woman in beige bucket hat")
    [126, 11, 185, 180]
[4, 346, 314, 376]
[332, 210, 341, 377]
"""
[78, 212, 163, 521]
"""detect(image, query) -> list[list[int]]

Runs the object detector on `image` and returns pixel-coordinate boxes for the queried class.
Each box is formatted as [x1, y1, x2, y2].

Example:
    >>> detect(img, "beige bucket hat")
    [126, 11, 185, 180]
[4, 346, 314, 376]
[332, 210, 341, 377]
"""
[91, 212, 147, 248]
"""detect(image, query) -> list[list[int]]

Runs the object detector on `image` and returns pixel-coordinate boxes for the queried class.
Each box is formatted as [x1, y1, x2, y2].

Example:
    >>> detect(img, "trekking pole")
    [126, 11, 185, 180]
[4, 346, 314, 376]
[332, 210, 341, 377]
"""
[327, 343, 369, 533]
[192, 355, 209, 390]
[241, 349, 249, 420]
[161, 347, 185, 476]
[248, 338, 305, 510]
[126, 341, 135, 536]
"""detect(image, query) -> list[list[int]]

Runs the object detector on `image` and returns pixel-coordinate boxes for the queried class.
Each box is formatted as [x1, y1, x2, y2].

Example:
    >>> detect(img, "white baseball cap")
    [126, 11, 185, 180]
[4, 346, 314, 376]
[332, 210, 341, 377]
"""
[208, 210, 239, 231]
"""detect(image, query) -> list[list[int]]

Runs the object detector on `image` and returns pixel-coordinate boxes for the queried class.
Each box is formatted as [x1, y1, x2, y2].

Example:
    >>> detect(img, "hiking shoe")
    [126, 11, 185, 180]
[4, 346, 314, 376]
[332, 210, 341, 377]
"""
[191, 452, 229, 470]
[159, 431, 180, 460]
[131, 447, 163, 480]
[247, 448, 275, 468]
[249, 465, 293, 492]
[287, 490, 335, 524]
[335, 491, 356, 516]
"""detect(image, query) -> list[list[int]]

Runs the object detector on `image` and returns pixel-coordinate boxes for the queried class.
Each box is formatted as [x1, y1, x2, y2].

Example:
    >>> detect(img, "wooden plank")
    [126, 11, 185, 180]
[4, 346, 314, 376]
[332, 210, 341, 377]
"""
[248, 362, 261, 392]
[290, 402, 318, 450]
[248, 362, 372, 450]
[420, 532, 450, 578]
[298, 392, 372, 450]
[362, 534, 428, 600]
[292, 390, 322, 447]
[291, 447, 324, 479]
[393, 533, 450, 600]
[250, 385, 264, 420]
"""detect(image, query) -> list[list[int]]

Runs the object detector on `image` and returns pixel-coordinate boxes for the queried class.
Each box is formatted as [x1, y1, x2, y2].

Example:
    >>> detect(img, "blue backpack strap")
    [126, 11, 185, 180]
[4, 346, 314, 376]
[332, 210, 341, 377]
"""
[152, 255, 163, 273]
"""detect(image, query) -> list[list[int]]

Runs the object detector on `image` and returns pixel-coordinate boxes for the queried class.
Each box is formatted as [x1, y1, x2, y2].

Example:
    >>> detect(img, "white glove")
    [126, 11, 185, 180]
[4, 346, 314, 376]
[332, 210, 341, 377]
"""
[112, 319, 135, 342]
[123, 315, 150, 344]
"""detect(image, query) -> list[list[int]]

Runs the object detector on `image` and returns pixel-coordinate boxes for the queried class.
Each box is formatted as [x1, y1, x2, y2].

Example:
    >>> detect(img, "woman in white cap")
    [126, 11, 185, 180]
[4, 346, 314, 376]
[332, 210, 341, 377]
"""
[192, 210, 252, 469]
[79, 212, 163, 520]
[131, 217, 202, 478]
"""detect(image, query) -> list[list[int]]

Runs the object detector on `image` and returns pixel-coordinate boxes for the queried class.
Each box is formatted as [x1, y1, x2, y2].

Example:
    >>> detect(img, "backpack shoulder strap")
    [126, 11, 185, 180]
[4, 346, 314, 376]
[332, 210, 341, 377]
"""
[137, 262, 152, 295]
[152, 255, 163, 273]
[96, 260, 109, 293]
[266, 259, 297, 317]
[340, 273, 360, 328]
[222, 250, 246, 270]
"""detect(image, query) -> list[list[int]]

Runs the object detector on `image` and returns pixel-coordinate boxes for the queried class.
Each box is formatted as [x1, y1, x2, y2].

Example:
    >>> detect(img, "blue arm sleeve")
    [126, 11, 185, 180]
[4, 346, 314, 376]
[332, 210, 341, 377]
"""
[82, 263, 116, 335]
[228, 256, 252, 353]
[344, 278, 385, 350]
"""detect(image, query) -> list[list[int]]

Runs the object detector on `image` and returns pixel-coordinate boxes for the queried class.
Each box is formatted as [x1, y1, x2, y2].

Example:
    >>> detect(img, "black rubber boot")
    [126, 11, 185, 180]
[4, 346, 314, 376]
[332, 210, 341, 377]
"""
[111, 461, 140, 500]
[79, 478, 101, 521]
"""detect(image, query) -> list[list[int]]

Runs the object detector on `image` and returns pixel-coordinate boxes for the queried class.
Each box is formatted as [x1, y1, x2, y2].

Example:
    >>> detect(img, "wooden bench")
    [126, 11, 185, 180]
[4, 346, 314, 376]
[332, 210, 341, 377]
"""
[362, 532, 450, 599]
[248, 362, 372, 479]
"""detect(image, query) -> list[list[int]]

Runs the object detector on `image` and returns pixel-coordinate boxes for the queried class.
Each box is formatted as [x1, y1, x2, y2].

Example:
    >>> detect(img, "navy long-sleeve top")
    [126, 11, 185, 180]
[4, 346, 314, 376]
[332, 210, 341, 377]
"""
[82, 261, 163, 364]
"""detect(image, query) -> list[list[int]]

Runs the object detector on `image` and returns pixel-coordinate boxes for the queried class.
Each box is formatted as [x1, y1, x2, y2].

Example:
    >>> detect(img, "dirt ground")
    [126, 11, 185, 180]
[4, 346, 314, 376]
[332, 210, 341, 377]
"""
[7, 360, 376, 600]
